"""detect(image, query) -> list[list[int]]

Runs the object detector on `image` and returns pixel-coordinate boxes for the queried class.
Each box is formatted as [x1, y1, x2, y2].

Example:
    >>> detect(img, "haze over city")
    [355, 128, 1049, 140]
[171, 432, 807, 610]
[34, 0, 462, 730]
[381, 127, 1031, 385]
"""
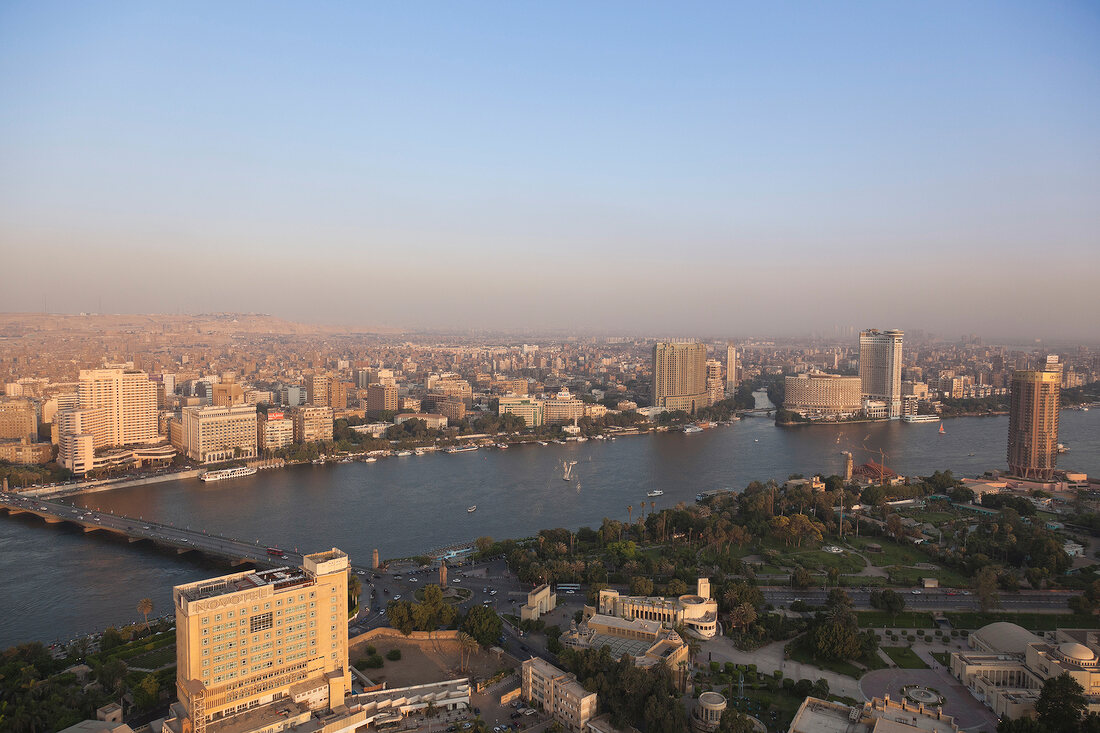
[1, 2, 1098, 337]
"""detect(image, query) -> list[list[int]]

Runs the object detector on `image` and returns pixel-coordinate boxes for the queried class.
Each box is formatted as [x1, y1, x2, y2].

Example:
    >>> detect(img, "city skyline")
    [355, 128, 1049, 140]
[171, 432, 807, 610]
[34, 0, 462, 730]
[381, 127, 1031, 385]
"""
[2, 3, 1099, 337]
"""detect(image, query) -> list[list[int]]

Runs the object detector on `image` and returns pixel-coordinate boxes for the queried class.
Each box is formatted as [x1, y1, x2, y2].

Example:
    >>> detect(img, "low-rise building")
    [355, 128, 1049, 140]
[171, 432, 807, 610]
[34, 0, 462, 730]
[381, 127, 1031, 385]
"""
[562, 614, 689, 684]
[395, 413, 447, 430]
[522, 657, 597, 733]
[520, 584, 557, 621]
[596, 578, 718, 639]
[789, 696, 959, 733]
[0, 438, 53, 464]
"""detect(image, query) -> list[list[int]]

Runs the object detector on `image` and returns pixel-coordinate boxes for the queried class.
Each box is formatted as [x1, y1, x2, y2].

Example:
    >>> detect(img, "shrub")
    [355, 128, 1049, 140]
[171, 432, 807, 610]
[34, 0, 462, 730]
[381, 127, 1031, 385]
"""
[362, 654, 384, 668]
[386, 649, 402, 661]
[366, 645, 377, 655]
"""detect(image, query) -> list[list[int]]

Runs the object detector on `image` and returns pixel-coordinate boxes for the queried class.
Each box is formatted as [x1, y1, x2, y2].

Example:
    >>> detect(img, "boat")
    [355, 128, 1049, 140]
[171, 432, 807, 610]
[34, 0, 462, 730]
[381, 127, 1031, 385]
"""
[538, 441, 549, 446]
[395, 450, 413, 457]
[496, 443, 509, 449]
[467, 505, 477, 513]
[1058, 443, 1070, 453]
[446, 445, 478, 454]
[312, 457, 326, 465]
[200, 466, 258, 482]
[562, 460, 577, 481]
[576, 436, 588, 442]
[938, 423, 945, 435]
[683, 424, 703, 434]
[901, 414, 940, 423]
[647, 490, 664, 497]
[363, 457, 377, 463]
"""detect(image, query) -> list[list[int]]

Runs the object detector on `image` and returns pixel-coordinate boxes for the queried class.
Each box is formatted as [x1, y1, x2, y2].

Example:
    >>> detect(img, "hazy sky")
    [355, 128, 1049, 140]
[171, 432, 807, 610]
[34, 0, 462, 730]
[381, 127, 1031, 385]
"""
[1, 2, 1098, 338]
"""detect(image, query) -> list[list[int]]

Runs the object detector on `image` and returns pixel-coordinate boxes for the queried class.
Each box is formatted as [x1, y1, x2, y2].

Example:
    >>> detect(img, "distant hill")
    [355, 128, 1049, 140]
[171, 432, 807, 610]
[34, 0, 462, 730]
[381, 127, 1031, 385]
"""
[0, 313, 394, 337]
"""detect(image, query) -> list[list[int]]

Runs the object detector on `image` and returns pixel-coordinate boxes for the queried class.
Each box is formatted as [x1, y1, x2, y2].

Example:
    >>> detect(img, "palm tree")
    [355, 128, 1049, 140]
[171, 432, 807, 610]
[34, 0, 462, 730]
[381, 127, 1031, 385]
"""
[627, 505, 633, 525]
[457, 632, 478, 672]
[137, 598, 153, 631]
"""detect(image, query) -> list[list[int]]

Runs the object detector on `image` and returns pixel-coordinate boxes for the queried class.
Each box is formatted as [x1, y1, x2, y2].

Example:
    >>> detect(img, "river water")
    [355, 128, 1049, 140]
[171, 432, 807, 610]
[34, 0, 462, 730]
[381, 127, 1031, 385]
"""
[3, 395, 1098, 647]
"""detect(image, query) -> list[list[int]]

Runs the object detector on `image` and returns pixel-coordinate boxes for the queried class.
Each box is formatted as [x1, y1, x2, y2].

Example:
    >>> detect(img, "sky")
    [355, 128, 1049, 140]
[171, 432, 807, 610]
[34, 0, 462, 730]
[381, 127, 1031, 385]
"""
[1, 2, 1098, 339]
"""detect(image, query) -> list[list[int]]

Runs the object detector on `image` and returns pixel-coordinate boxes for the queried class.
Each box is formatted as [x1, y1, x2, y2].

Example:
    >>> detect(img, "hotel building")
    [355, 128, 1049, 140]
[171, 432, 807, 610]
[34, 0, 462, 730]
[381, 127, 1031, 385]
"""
[859, 329, 904, 419]
[498, 397, 544, 428]
[1008, 357, 1061, 480]
[181, 404, 258, 464]
[168, 549, 353, 733]
[543, 390, 586, 425]
[783, 372, 863, 419]
[653, 341, 710, 414]
[521, 657, 597, 733]
[76, 367, 160, 446]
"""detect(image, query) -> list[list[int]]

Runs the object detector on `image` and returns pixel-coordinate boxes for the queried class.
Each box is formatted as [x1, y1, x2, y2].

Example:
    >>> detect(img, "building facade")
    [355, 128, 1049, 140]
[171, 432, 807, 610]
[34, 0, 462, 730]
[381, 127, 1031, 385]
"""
[292, 406, 334, 444]
[181, 404, 258, 464]
[498, 397, 544, 428]
[653, 341, 710, 414]
[521, 657, 597, 733]
[0, 398, 38, 442]
[258, 411, 294, 452]
[705, 360, 723, 406]
[77, 367, 160, 445]
[859, 329, 904, 419]
[597, 578, 718, 639]
[783, 372, 863, 419]
[725, 344, 738, 395]
[543, 390, 586, 425]
[171, 549, 352, 732]
[1008, 357, 1061, 480]
[366, 384, 399, 416]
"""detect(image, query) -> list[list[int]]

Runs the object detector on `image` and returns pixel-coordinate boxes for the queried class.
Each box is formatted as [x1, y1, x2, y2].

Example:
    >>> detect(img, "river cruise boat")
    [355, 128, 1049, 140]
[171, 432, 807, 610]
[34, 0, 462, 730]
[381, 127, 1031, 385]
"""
[682, 424, 703, 434]
[446, 445, 479, 454]
[646, 490, 664, 497]
[200, 466, 258, 482]
[901, 414, 940, 423]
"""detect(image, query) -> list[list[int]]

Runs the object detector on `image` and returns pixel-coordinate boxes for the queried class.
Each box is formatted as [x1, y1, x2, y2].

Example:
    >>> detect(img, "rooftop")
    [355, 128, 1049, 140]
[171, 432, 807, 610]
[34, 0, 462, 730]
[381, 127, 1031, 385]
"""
[179, 566, 313, 602]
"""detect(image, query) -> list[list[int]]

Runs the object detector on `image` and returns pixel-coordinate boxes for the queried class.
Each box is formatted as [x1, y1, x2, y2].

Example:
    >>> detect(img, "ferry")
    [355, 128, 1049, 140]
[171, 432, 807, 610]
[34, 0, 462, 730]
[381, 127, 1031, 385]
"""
[467, 505, 477, 513]
[200, 466, 258, 482]
[901, 414, 940, 423]
[446, 445, 479, 454]
[682, 424, 703, 434]
[646, 490, 664, 497]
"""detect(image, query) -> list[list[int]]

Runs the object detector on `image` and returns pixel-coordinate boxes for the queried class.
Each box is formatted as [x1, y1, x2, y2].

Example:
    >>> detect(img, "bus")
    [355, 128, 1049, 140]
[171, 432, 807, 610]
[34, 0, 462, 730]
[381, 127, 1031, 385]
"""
[266, 547, 286, 558]
[555, 583, 580, 594]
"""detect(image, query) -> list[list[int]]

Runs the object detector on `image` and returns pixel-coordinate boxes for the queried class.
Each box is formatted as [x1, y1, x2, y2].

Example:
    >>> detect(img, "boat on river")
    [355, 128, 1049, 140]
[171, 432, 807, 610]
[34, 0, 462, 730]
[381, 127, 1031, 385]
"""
[467, 505, 477, 513]
[200, 466, 258, 482]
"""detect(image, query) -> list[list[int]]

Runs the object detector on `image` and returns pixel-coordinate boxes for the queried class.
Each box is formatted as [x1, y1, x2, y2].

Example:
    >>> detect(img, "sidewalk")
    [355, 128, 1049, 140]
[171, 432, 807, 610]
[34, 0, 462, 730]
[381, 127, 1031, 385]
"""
[700, 636, 862, 700]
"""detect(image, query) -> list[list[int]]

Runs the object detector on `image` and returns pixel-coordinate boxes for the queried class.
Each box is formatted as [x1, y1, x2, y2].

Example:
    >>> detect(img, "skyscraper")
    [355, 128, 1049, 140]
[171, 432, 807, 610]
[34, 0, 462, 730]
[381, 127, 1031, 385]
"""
[1008, 356, 1061, 480]
[858, 330, 904, 419]
[72, 367, 159, 446]
[706, 359, 723, 406]
[725, 344, 738, 395]
[652, 341, 709, 413]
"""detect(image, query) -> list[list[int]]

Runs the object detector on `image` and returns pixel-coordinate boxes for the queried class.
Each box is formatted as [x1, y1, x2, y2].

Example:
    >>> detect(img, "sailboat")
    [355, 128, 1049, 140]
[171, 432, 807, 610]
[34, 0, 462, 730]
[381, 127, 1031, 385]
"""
[938, 423, 945, 435]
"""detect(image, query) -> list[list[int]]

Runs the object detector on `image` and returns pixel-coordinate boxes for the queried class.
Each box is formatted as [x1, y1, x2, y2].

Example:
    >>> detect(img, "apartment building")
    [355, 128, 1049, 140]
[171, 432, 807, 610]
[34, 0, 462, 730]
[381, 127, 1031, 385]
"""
[168, 549, 353, 733]
[211, 382, 245, 407]
[293, 405, 334, 443]
[498, 397, 544, 428]
[257, 410, 294, 452]
[652, 341, 709, 414]
[521, 657, 597, 733]
[0, 398, 38, 441]
[366, 384, 399, 416]
[181, 404, 258, 464]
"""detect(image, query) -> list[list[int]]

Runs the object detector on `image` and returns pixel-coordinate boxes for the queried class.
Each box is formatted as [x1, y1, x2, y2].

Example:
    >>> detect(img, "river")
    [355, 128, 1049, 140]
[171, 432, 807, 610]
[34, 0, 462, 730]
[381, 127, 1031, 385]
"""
[2, 395, 1098, 647]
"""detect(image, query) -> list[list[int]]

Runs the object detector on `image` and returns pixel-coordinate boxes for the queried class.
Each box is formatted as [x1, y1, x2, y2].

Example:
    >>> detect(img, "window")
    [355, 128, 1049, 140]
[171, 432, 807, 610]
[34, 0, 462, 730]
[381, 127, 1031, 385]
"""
[250, 612, 273, 633]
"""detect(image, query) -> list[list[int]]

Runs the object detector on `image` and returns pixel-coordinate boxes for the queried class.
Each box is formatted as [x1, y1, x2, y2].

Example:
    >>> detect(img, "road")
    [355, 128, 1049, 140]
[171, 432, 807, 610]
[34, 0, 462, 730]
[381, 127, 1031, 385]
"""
[761, 586, 1075, 612]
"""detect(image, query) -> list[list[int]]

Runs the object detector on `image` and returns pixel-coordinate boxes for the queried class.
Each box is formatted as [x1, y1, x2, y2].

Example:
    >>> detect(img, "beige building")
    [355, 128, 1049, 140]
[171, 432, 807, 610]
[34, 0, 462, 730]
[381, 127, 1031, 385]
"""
[543, 390, 585, 425]
[366, 383, 399, 416]
[438, 398, 466, 422]
[783, 372, 863, 419]
[563, 614, 689, 685]
[395, 413, 448, 430]
[257, 410, 294, 452]
[77, 367, 160, 446]
[57, 408, 108, 474]
[705, 360, 723, 406]
[181, 404, 258, 464]
[498, 397, 545, 428]
[653, 341, 710, 414]
[212, 382, 244, 407]
[790, 696, 959, 733]
[0, 398, 38, 442]
[596, 578, 717, 639]
[293, 405, 334, 444]
[950, 623, 1100, 720]
[522, 657, 597, 733]
[305, 373, 332, 408]
[520, 584, 557, 621]
[692, 692, 726, 733]
[0, 438, 53, 464]
[859, 329, 904, 419]
[169, 549, 352, 733]
[1008, 357, 1061, 480]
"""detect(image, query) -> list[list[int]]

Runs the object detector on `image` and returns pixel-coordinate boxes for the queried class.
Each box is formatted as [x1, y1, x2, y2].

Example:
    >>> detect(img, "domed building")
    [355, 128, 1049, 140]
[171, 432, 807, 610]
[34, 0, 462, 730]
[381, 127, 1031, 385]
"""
[950, 624, 1100, 720]
[596, 578, 718, 639]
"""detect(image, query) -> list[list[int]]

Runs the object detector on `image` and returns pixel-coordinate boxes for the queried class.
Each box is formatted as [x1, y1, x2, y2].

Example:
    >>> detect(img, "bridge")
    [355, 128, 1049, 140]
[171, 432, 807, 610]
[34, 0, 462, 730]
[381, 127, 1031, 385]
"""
[0, 491, 319, 570]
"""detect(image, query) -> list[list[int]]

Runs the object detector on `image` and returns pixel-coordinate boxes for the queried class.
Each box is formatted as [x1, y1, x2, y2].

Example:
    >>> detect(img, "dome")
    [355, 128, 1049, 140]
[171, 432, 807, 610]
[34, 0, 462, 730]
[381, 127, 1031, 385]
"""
[1058, 642, 1097, 664]
[971, 622, 1044, 655]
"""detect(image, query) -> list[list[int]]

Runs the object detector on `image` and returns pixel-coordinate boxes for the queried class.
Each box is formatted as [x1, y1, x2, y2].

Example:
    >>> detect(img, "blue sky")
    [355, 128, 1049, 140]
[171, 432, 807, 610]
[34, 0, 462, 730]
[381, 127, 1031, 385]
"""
[1, 2, 1098, 337]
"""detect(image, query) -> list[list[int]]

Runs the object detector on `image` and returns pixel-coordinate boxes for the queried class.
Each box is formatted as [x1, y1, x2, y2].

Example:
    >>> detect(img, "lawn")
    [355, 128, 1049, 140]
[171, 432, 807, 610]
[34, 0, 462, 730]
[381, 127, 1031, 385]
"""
[786, 636, 887, 679]
[881, 646, 929, 669]
[900, 510, 959, 525]
[931, 652, 951, 666]
[786, 549, 866, 574]
[127, 645, 177, 670]
[843, 536, 930, 568]
[944, 612, 1100, 631]
[885, 566, 971, 588]
[856, 611, 936, 629]
[723, 686, 812, 733]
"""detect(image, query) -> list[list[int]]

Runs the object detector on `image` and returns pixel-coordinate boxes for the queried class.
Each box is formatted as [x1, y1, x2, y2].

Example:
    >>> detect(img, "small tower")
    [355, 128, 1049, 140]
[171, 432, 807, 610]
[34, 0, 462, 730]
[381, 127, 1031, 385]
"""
[844, 451, 854, 481]
[371, 548, 380, 569]
[439, 562, 448, 589]
[696, 578, 710, 599]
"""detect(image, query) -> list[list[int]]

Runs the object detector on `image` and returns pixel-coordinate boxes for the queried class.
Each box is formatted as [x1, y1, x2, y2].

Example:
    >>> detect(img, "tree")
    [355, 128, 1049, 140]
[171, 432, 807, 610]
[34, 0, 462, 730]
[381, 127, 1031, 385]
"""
[717, 709, 756, 733]
[100, 627, 124, 651]
[792, 568, 813, 589]
[456, 631, 479, 671]
[1036, 673, 1086, 732]
[630, 576, 654, 596]
[96, 657, 128, 694]
[135, 673, 160, 709]
[476, 536, 494, 553]
[869, 589, 906, 621]
[462, 605, 503, 647]
[348, 575, 362, 617]
[974, 566, 1001, 612]
[137, 597, 154, 631]
[667, 578, 688, 596]
[728, 602, 757, 633]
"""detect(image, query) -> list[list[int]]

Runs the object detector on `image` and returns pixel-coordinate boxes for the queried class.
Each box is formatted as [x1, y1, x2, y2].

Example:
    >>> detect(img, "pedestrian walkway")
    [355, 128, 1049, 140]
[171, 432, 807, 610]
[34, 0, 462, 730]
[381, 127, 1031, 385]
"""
[700, 637, 862, 700]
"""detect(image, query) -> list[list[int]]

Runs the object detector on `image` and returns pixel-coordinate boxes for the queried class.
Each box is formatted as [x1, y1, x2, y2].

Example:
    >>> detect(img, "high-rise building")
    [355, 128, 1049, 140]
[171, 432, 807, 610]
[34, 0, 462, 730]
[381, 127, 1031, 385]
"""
[652, 341, 709, 413]
[257, 410, 294, 452]
[181, 404, 258, 464]
[725, 344, 738, 395]
[293, 405, 334, 443]
[498, 397, 544, 428]
[366, 384, 399, 416]
[169, 549, 352, 732]
[1008, 356, 1061, 480]
[0, 398, 38, 442]
[77, 367, 159, 445]
[211, 382, 245, 407]
[56, 407, 107, 473]
[305, 373, 332, 408]
[705, 359, 723, 406]
[859, 330, 904, 419]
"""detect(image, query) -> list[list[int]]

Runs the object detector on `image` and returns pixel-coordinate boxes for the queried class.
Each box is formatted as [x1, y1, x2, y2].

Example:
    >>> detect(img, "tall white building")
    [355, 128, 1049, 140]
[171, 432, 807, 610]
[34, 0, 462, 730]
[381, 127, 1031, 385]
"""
[725, 343, 738, 395]
[859, 329, 904, 419]
[77, 367, 160, 445]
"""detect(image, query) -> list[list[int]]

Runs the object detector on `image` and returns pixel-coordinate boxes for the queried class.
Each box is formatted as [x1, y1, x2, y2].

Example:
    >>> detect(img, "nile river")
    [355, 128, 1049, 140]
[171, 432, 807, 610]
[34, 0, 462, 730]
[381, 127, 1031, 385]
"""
[2, 397, 1098, 647]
